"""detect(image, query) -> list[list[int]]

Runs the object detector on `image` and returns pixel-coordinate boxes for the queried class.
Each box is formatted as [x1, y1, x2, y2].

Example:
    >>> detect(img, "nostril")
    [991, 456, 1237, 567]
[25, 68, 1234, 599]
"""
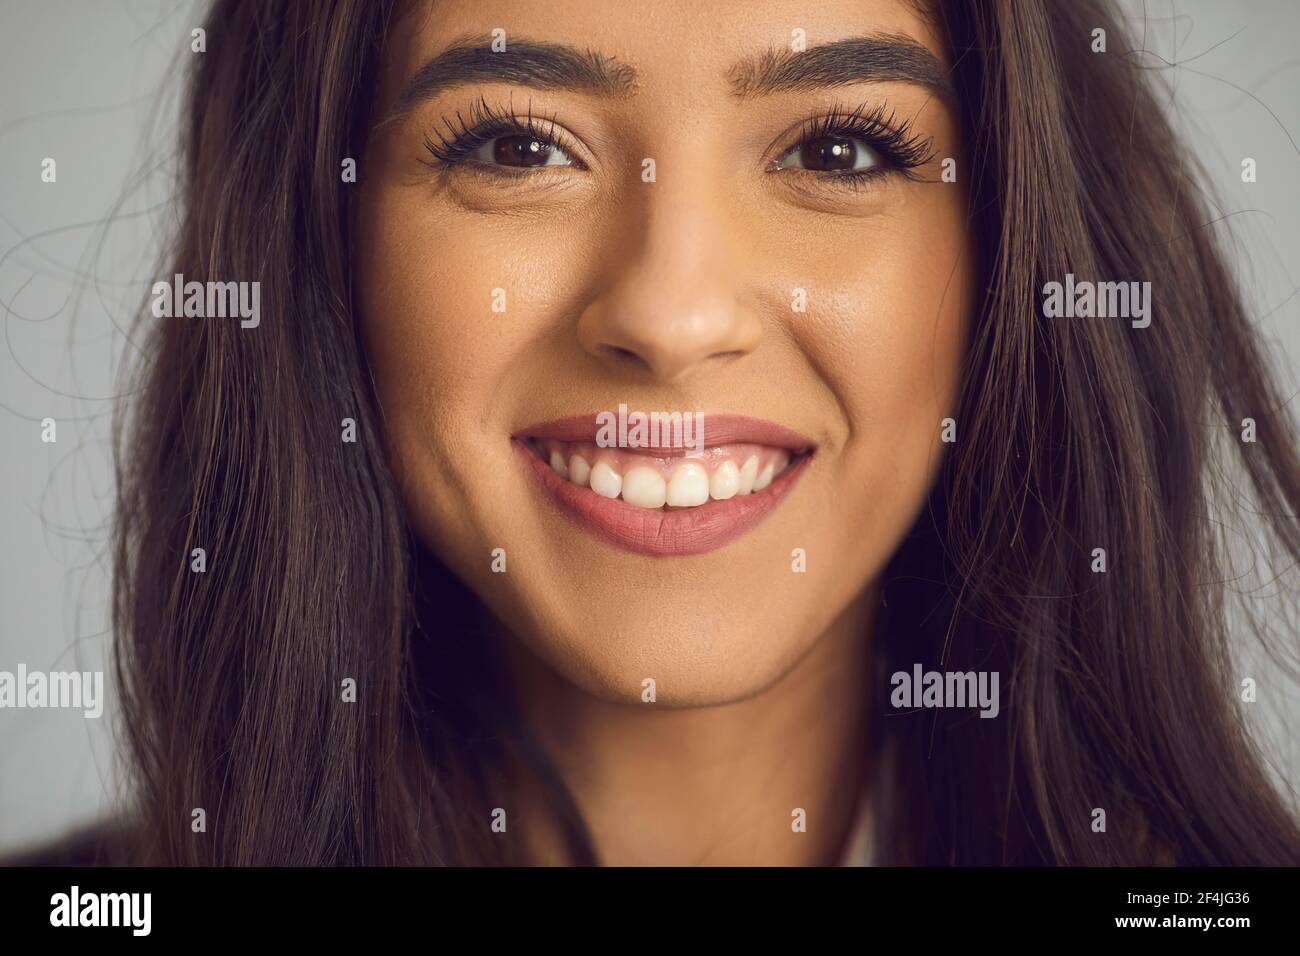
[598, 344, 650, 370]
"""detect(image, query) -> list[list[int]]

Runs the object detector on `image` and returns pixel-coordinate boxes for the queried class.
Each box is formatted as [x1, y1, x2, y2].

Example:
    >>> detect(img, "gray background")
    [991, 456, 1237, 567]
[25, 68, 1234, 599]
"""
[0, 0, 1296, 854]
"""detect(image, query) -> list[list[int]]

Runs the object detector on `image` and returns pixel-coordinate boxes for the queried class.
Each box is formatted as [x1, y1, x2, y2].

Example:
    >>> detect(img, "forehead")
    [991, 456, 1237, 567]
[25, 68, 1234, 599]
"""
[381, 0, 950, 94]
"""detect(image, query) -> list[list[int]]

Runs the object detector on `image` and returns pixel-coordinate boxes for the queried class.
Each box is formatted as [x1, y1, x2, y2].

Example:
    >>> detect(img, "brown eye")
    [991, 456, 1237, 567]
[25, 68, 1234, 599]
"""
[471, 134, 575, 168]
[777, 135, 882, 173]
[493, 135, 555, 167]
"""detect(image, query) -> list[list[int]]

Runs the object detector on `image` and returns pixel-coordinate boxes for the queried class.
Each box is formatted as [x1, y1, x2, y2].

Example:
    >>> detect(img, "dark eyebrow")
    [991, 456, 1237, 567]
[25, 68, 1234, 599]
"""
[728, 35, 955, 104]
[396, 38, 637, 114]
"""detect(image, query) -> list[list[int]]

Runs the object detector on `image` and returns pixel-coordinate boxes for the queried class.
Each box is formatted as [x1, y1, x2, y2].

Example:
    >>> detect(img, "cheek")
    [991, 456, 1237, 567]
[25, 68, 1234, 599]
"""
[357, 191, 586, 402]
[355, 183, 590, 498]
[835, 231, 969, 458]
[782, 193, 972, 572]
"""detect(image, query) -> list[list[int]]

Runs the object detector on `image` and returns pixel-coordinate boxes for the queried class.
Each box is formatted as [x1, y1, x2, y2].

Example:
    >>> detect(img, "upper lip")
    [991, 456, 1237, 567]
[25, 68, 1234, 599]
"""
[514, 413, 817, 455]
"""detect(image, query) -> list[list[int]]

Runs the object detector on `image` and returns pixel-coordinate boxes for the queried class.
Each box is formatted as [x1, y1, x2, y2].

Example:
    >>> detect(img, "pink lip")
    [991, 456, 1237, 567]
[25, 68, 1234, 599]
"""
[512, 414, 816, 557]
[515, 413, 816, 455]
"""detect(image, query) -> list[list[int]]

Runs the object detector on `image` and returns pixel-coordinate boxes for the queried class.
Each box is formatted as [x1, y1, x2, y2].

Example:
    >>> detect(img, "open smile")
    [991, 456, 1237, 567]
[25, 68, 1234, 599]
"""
[513, 414, 815, 556]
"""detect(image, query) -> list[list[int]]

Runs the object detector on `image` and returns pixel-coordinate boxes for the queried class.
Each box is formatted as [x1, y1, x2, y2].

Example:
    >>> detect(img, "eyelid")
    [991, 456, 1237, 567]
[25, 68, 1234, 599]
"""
[422, 94, 593, 172]
[764, 101, 935, 174]
[424, 120, 588, 171]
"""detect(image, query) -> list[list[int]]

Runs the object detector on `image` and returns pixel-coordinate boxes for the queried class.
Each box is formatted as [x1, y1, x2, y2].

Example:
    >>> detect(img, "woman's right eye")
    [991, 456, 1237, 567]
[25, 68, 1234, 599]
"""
[466, 133, 578, 168]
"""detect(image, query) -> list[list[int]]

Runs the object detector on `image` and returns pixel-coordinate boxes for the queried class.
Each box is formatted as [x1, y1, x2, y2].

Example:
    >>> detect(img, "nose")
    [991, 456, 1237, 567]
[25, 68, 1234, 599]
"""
[576, 181, 762, 384]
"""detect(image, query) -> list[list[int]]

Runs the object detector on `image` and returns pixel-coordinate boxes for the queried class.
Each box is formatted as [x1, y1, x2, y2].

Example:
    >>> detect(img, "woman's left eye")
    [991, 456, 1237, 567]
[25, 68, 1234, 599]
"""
[776, 135, 883, 173]
[469, 133, 576, 168]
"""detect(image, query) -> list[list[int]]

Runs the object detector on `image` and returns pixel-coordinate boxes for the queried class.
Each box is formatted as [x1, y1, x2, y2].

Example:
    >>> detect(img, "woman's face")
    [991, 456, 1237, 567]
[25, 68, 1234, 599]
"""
[357, 0, 973, 705]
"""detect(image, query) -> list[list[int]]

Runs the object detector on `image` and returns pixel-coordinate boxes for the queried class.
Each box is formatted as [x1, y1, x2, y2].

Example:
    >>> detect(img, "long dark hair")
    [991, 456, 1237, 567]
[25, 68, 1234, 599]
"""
[110, 0, 1300, 864]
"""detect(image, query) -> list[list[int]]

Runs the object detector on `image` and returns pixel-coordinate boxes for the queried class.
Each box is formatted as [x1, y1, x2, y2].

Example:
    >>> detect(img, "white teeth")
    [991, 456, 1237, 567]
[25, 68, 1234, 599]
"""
[709, 460, 739, 500]
[549, 450, 569, 479]
[543, 445, 795, 509]
[622, 466, 667, 509]
[569, 454, 591, 487]
[589, 460, 623, 499]
[666, 462, 710, 507]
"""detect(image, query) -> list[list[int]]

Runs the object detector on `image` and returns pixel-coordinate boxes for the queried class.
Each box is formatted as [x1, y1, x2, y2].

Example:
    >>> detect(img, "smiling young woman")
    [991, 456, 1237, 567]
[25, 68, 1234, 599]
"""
[12, 0, 1298, 867]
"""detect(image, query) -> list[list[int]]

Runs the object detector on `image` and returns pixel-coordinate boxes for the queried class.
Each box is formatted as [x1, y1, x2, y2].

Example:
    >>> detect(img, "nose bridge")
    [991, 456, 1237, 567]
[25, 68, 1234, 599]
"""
[577, 169, 760, 383]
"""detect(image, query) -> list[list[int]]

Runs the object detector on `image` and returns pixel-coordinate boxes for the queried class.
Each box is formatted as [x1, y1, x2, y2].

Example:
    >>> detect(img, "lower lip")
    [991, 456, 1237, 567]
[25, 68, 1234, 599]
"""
[513, 440, 810, 557]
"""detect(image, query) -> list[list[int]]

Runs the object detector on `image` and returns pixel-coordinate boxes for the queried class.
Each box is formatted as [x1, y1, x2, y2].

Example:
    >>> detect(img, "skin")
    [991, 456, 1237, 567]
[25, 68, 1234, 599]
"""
[357, 0, 973, 864]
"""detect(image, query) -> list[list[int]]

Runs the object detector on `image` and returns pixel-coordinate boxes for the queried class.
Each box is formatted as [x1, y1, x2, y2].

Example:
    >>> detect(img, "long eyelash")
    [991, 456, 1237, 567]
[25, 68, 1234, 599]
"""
[792, 102, 936, 180]
[421, 94, 574, 169]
